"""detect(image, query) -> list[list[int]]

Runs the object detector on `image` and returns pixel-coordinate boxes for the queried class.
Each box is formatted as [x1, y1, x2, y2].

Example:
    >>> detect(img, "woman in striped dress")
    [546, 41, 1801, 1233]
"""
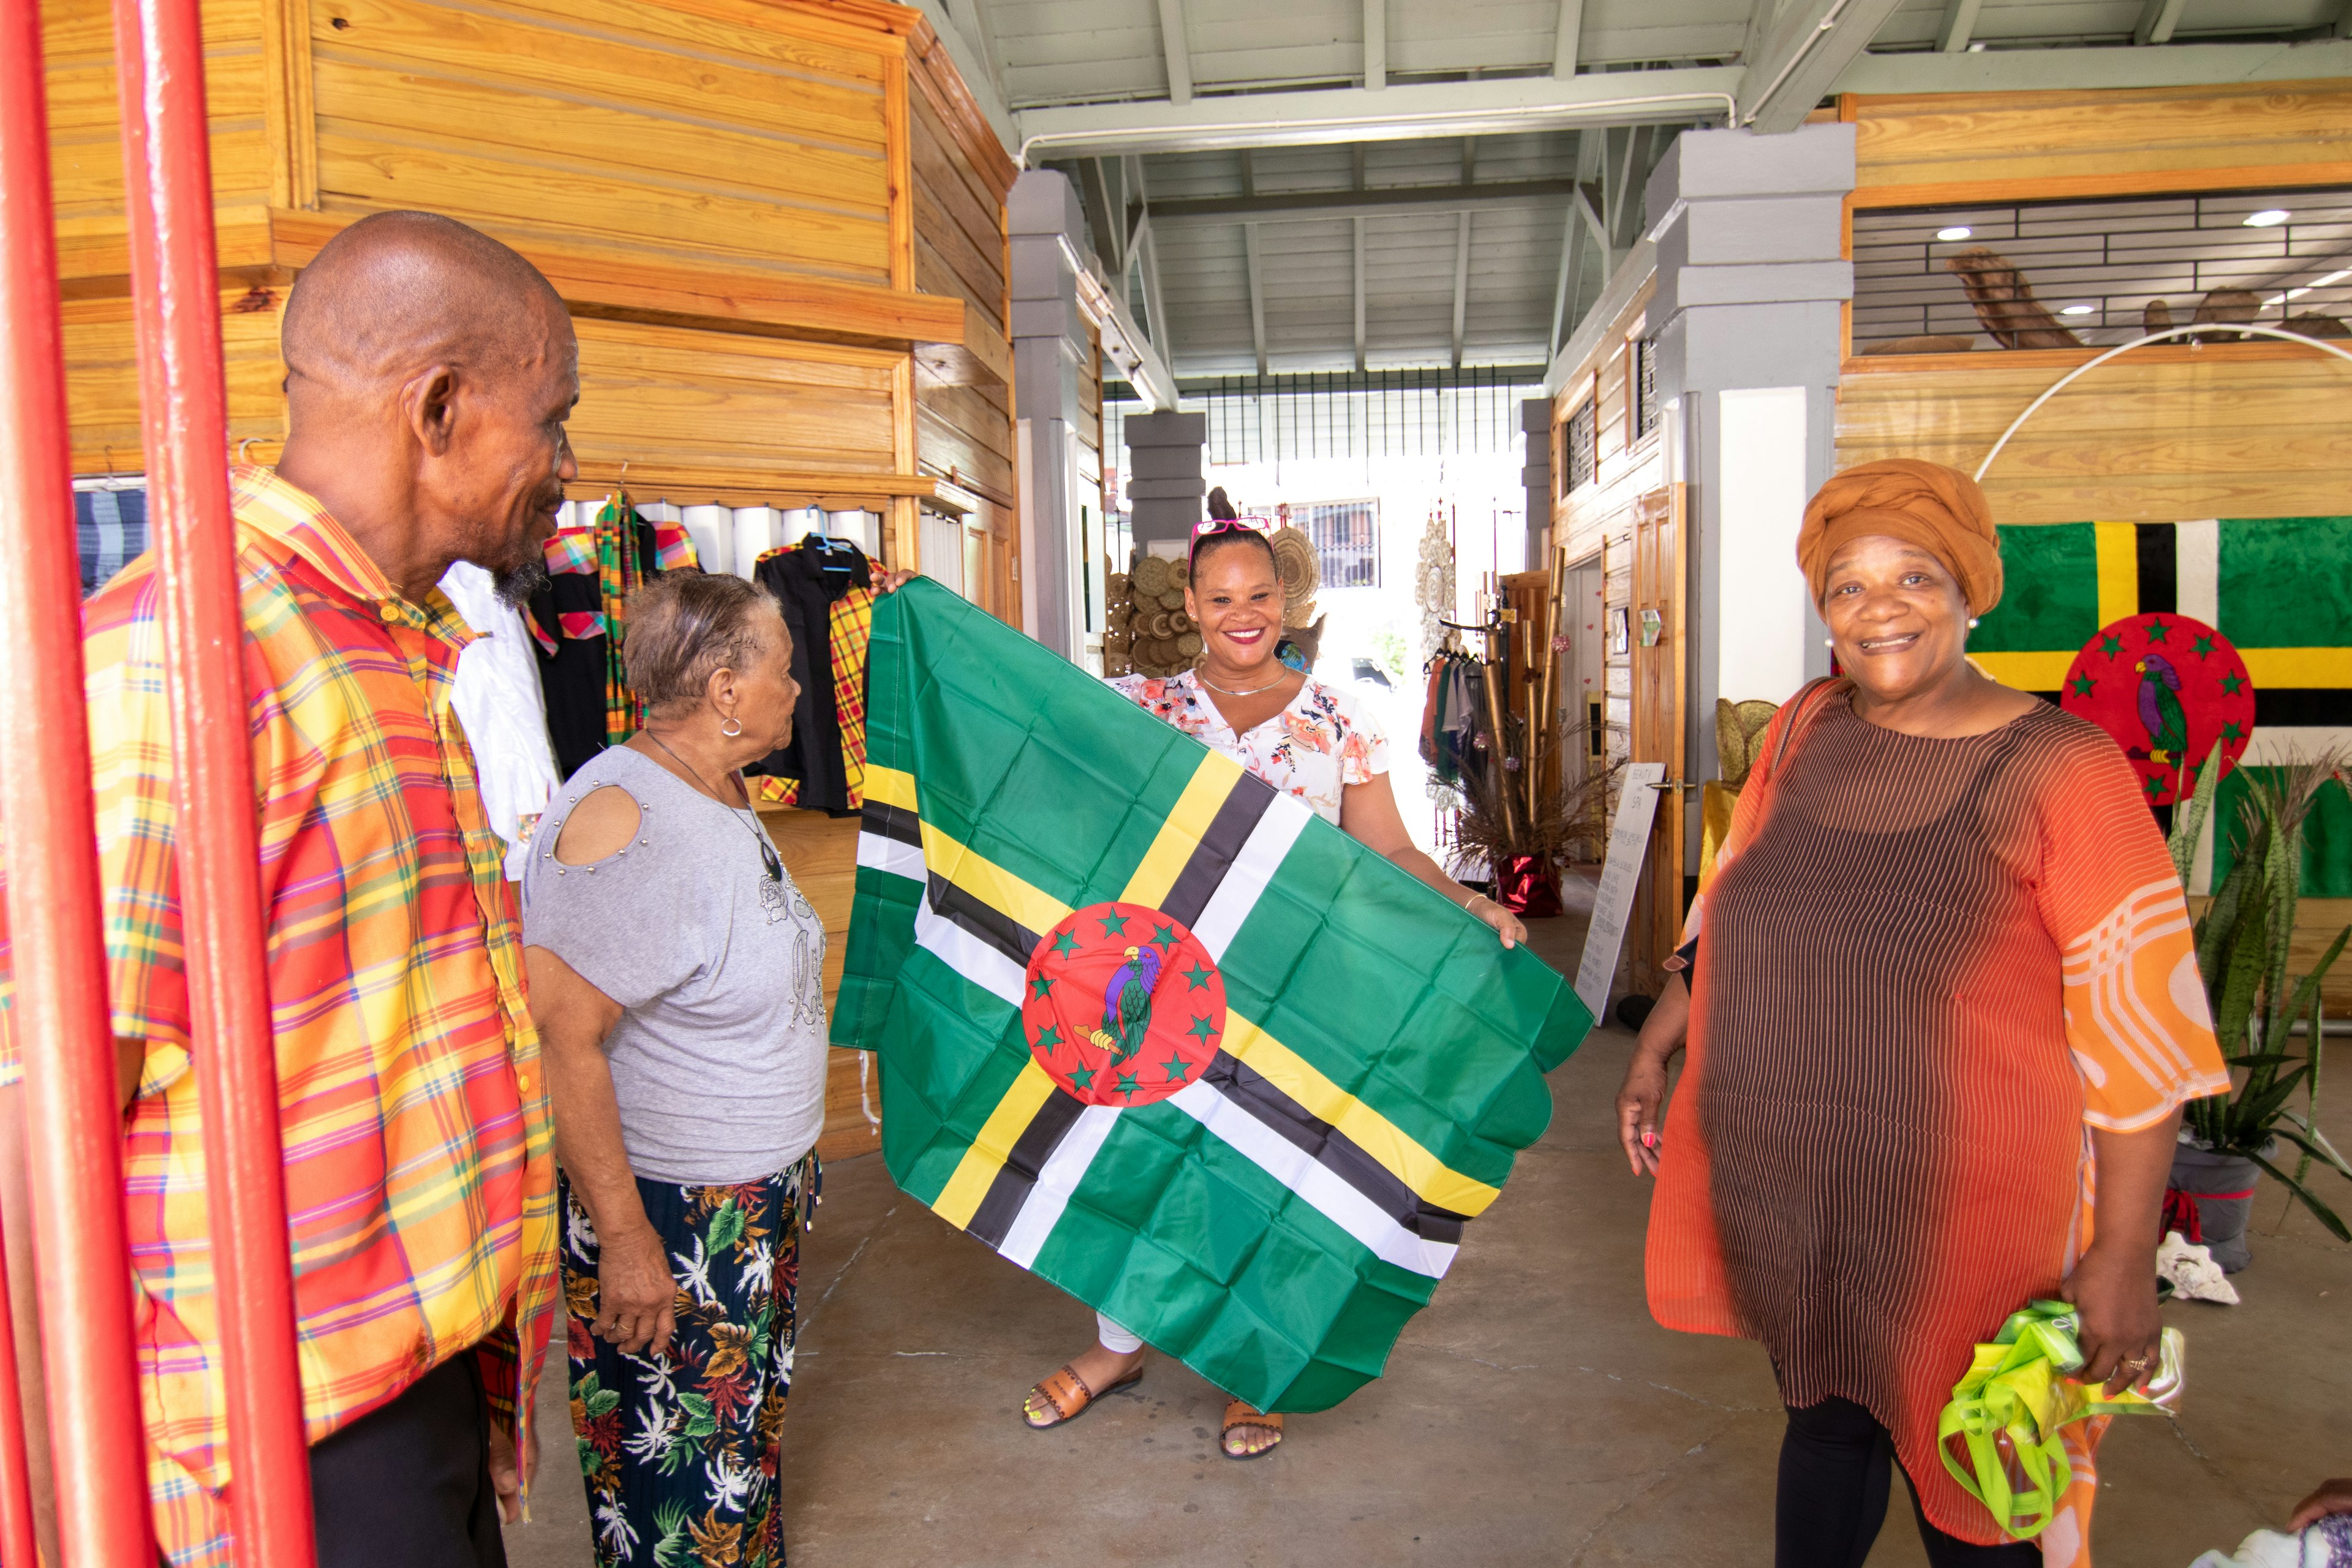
[1615, 461, 2226, 1567]
[1018, 506, 1526, 1458]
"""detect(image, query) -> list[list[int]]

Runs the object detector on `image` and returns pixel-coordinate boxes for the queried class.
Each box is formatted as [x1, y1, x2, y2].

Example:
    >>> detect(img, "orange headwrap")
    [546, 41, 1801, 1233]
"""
[1796, 458, 2003, 615]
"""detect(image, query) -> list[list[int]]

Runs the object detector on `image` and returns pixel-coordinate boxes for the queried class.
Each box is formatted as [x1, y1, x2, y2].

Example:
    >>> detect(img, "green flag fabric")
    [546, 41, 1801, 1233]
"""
[833, 579, 1591, 1413]
[1969, 517, 2352, 894]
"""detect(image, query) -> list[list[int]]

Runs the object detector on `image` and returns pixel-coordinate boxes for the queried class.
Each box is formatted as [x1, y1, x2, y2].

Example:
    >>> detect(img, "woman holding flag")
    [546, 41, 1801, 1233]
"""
[1018, 496, 1528, 1458]
[1614, 460, 2227, 1566]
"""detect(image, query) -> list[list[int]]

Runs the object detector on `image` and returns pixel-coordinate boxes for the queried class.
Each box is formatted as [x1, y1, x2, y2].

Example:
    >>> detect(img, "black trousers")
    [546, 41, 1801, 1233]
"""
[308, 1352, 508, 1568]
[1777, 1397, 2039, 1568]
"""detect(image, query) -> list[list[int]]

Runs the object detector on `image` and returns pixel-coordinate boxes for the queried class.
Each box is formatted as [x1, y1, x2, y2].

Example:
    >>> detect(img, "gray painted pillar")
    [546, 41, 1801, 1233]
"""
[1125, 411, 1207, 554]
[1521, 396, 1553, 566]
[1643, 124, 1853, 843]
[1011, 169, 1093, 659]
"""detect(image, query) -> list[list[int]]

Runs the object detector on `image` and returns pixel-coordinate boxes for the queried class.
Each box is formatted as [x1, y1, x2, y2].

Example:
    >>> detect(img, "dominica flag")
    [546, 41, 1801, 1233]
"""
[833, 579, 1589, 1413]
[1970, 517, 2352, 894]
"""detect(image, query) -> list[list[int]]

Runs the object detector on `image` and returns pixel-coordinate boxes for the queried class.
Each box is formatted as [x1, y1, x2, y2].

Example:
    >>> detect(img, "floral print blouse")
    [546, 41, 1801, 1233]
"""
[1107, 668, 1390, 826]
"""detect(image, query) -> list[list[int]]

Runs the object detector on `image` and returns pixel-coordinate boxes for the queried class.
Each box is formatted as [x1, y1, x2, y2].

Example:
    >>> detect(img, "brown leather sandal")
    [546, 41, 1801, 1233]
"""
[1221, 1399, 1284, 1458]
[1022, 1362, 1142, 1430]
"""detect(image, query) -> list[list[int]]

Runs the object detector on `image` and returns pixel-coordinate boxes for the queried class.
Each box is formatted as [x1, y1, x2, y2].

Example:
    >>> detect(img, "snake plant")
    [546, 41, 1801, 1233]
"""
[2165, 747, 2352, 1242]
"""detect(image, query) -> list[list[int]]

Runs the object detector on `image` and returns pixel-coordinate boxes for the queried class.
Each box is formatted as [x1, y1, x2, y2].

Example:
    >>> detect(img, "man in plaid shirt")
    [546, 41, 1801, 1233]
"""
[0, 211, 573, 1565]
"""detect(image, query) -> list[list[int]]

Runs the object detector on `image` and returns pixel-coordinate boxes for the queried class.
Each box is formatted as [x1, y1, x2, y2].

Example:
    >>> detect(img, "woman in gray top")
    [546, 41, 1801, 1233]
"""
[524, 568, 897, 1567]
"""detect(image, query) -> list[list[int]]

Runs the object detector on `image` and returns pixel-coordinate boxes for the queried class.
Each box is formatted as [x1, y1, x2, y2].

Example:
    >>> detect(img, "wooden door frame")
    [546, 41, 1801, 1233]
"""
[1628, 483, 1686, 994]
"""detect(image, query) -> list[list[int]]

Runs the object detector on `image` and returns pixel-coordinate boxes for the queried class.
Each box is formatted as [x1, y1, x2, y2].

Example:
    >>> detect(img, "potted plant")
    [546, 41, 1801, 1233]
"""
[2163, 749, 2352, 1269]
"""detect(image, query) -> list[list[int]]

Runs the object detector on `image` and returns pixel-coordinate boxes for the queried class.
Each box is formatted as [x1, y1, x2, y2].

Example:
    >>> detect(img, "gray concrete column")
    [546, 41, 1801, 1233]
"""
[1011, 169, 1093, 660]
[1521, 396, 1553, 565]
[1643, 124, 1853, 816]
[1125, 411, 1207, 555]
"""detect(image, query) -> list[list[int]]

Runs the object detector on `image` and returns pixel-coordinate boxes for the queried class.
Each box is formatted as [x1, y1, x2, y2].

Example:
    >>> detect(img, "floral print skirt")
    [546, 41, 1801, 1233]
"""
[560, 1158, 814, 1568]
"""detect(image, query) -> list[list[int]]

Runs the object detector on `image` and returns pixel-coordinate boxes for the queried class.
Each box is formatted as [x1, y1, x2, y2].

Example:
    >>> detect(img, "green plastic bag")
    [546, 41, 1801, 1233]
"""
[1935, 1300, 2184, 1540]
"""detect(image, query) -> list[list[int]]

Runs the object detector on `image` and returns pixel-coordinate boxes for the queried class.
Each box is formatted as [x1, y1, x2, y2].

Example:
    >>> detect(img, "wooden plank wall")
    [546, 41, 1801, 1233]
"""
[907, 26, 1019, 622]
[1836, 344, 2352, 524]
[309, 0, 894, 285]
[41, 0, 274, 258]
[1555, 282, 1663, 813]
[65, 287, 290, 473]
[1848, 78, 2352, 205]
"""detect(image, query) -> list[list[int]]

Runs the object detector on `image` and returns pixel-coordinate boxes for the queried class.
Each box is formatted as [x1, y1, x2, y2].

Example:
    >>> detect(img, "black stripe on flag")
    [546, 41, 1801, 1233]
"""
[1200, 1052, 1468, 1244]
[2256, 688, 2352, 727]
[966, 1088, 1086, 1249]
[925, 873, 1042, 968]
[1159, 769, 1279, 928]
[2135, 523, 2176, 615]
[864, 798, 922, 848]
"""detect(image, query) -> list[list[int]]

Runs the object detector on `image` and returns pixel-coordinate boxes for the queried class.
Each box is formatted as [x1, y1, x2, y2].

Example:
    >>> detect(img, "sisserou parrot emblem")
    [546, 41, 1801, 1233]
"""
[1090, 944, 1162, 1066]
[2131, 652, 2188, 765]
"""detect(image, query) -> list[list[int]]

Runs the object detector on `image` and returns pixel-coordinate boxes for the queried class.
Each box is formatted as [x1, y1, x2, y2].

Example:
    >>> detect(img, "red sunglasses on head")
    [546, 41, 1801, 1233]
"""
[1189, 514, 1274, 560]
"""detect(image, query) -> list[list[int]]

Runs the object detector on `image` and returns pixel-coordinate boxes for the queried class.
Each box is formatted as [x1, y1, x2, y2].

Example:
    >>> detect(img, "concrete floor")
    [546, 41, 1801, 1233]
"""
[505, 914, 2352, 1567]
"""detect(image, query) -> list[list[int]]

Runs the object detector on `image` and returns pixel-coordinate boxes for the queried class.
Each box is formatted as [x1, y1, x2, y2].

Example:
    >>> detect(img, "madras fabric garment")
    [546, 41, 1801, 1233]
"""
[755, 584, 876, 809]
[1647, 688, 2226, 1564]
[561, 1161, 811, 1568]
[597, 497, 650, 747]
[0, 467, 559, 1566]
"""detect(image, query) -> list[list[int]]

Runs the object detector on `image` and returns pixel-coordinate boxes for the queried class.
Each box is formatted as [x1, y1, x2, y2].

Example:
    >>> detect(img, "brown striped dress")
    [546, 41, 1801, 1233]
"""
[1646, 688, 2226, 1562]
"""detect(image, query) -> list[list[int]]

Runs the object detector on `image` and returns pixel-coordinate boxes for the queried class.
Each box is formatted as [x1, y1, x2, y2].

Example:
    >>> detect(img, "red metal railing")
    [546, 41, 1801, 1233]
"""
[0, 0, 318, 1558]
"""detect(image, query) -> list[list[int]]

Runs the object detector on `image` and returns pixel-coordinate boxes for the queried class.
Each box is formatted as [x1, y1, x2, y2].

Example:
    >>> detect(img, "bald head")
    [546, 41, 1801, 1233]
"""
[274, 211, 580, 605]
[284, 210, 570, 408]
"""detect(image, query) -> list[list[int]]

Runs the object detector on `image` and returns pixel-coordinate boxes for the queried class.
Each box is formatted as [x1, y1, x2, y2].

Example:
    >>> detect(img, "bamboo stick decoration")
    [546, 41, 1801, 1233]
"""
[1531, 543, 1566, 821]
[1479, 633, 1523, 846]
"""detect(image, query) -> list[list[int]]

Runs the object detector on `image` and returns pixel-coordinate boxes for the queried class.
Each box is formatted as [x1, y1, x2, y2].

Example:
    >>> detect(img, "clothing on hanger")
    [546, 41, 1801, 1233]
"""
[747, 537, 873, 814]
[438, 562, 561, 880]
[77, 481, 150, 598]
[527, 521, 610, 781]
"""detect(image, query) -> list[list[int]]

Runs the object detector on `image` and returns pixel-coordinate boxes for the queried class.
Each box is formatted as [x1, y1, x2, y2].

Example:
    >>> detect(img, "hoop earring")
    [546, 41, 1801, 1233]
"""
[720, 717, 743, 737]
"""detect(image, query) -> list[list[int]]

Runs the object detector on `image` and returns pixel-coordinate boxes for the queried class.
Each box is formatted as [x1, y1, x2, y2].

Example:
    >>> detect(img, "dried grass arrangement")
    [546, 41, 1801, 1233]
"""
[1453, 752, 1627, 870]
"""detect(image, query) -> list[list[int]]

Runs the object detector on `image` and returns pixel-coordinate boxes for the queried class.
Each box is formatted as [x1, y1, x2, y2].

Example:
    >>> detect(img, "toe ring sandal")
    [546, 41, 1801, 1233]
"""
[1221, 1399, 1284, 1459]
[1022, 1363, 1142, 1430]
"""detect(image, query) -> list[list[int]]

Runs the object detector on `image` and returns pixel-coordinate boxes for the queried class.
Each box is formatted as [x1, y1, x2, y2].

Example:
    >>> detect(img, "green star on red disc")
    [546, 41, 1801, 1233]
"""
[2059, 612, 2256, 809]
[1019, 900, 1227, 1109]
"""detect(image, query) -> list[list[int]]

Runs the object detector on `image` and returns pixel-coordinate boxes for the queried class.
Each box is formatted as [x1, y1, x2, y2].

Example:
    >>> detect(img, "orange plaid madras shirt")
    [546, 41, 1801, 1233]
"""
[0, 468, 557, 1565]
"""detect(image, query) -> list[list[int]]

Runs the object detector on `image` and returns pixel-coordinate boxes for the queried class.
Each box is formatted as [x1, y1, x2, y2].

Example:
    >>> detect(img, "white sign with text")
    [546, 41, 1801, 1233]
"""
[1574, 761, 1667, 1022]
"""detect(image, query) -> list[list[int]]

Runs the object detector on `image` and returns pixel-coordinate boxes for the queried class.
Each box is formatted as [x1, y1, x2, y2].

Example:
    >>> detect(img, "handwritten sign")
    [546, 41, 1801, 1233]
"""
[1574, 761, 1667, 1021]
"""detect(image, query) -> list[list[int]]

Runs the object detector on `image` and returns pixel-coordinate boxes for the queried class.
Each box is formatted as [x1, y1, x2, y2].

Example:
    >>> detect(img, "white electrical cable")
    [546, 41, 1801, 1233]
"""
[1974, 323, 2352, 482]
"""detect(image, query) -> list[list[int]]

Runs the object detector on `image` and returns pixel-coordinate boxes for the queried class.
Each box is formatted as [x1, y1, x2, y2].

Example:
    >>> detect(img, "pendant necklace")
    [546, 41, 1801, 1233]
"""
[1196, 668, 1294, 697]
[641, 727, 790, 923]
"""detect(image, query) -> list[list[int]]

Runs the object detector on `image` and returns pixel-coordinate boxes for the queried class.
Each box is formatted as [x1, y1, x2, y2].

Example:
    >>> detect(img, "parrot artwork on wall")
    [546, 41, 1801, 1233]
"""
[2132, 652, 2189, 764]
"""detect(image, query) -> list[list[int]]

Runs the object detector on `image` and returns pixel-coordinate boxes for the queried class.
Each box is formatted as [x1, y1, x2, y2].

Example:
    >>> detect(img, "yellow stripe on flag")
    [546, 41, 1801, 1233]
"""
[1972, 650, 2076, 690]
[1120, 751, 1246, 907]
[866, 763, 918, 812]
[2093, 522, 2138, 628]
[867, 764, 1075, 937]
[1221, 1011, 1502, 1218]
[919, 823, 1072, 938]
[932, 1058, 1061, 1229]
[2242, 647, 2352, 688]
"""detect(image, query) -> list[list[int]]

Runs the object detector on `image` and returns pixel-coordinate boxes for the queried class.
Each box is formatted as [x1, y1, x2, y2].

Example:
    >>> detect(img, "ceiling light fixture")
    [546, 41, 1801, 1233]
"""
[2244, 209, 2291, 228]
[1936, 225, 1972, 241]
[2060, 304, 2096, 316]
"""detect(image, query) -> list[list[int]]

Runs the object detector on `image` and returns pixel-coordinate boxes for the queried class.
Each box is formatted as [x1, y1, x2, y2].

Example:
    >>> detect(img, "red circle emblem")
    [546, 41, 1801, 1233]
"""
[1021, 901, 1225, 1108]
[2057, 612, 2256, 806]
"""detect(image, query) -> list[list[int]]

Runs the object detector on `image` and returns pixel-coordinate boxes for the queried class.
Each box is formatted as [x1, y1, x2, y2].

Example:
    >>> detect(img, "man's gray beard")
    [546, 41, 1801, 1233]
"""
[492, 556, 549, 608]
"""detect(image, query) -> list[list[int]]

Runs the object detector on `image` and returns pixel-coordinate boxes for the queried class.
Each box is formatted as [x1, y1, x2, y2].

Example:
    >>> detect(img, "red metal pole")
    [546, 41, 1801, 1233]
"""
[0, 0, 157, 1562]
[110, 0, 318, 1559]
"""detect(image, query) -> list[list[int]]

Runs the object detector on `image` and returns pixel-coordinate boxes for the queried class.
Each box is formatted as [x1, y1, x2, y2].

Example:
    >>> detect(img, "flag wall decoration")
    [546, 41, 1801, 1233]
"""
[834, 580, 1590, 1414]
[1970, 518, 2352, 895]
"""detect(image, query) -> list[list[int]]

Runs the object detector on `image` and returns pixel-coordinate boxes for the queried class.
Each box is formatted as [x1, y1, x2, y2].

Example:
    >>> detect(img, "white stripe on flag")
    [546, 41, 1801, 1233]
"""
[1189, 793, 1314, 961]
[1165, 1080, 1458, 1279]
[2175, 519, 2219, 625]
[856, 830, 925, 883]
[915, 899, 1025, 1006]
[997, 1104, 1123, 1270]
